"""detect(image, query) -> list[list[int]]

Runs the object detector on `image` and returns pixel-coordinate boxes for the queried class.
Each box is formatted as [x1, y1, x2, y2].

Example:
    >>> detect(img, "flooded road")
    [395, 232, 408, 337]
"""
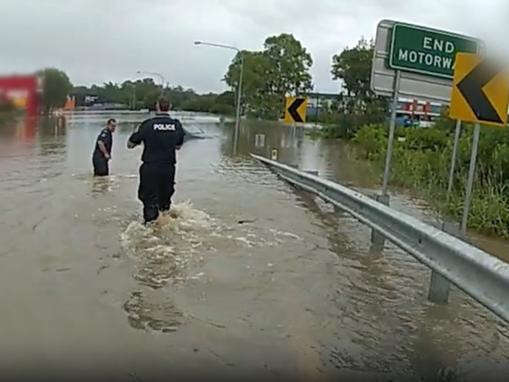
[1, 111, 509, 381]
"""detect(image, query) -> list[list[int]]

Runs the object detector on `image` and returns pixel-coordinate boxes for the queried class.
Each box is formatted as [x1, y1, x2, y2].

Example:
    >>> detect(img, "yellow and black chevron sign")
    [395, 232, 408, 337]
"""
[450, 53, 509, 127]
[284, 97, 307, 124]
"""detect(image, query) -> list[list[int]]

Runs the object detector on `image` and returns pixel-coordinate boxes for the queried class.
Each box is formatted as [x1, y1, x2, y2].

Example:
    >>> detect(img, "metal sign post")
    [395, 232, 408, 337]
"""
[370, 21, 483, 251]
[382, 70, 401, 196]
[372, 70, 400, 250]
[435, 120, 462, 303]
[448, 53, 509, 235]
[446, 119, 462, 199]
[461, 123, 481, 235]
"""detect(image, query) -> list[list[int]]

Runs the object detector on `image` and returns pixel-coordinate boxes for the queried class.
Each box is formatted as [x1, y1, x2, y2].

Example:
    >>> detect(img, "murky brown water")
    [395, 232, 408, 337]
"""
[1, 111, 509, 381]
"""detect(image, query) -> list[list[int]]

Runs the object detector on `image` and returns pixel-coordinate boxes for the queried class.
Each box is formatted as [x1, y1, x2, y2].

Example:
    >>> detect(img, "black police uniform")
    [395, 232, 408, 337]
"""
[128, 113, 185, 223]
[92, 128, 112, 176]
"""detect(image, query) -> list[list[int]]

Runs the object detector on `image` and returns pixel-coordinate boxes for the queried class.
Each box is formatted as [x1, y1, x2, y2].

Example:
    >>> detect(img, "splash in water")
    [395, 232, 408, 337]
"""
[120, 201, 215, 288]
[120, 201, 216, 333]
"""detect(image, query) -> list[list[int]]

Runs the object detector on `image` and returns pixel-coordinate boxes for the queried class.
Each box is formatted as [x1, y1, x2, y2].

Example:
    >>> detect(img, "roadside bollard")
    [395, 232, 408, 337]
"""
[255, 134, 265, 148]
[271, 148, 278, 161]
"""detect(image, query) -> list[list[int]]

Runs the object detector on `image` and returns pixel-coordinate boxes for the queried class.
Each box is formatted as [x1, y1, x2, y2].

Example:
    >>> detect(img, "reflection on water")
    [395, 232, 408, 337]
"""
[123, 290, 183, 332]
[91, 176, 114, 195]
[1, 110, 509, 380]
[229, 120, 380, 189]
[294, 190, 509, 380]
[229, 119, 509, 261]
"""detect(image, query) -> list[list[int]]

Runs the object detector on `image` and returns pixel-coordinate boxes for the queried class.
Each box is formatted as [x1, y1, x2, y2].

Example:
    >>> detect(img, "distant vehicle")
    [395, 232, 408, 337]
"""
[419, 120, 433, 128]
[397, 115, 434, 128]
[183, 125, 208, 140]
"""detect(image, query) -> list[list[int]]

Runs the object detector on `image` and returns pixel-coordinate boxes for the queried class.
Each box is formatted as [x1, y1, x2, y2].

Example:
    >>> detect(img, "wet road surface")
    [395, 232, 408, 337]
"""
[1, 111, 509, 381]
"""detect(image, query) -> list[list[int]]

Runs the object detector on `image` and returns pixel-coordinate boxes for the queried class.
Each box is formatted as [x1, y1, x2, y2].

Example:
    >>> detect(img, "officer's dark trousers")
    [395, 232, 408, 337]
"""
[138, 162, 175, 223]
[93, 155, 109, 176]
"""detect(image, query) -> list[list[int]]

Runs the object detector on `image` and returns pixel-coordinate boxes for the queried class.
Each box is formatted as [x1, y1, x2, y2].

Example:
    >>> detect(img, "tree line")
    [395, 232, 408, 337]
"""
[72, 80, 235, 114]
[38, 69, 235, 115]
[38, 33, 385, 130]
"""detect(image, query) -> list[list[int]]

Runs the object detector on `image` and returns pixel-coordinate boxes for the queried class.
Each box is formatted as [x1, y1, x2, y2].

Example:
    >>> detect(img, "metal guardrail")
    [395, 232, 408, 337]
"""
[251, 153, 509, 323]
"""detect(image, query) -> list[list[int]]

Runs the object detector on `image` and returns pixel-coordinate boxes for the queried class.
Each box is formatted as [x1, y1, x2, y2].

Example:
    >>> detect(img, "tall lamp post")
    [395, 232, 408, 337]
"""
[194, 41, 244, 155]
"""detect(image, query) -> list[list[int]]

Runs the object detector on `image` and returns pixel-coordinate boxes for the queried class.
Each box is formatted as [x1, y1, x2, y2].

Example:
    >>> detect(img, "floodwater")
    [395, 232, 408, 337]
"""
[1, 111, 509, 381]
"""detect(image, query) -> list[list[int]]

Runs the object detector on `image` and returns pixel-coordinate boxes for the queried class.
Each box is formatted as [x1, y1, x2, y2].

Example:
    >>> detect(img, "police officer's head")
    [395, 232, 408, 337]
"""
[156, 98, 171, 113]
[106, 118, 117, 132]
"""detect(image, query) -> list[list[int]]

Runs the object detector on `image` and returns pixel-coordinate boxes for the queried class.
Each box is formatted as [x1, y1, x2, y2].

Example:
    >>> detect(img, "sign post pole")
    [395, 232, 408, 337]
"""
[435, 119, 461, 305]
[447, 119, 462, 199]
[461, 122, 481, 235]
[448, 53, 509, 236]
[382, 70, 401, 197]
[372, 70, 400, 250]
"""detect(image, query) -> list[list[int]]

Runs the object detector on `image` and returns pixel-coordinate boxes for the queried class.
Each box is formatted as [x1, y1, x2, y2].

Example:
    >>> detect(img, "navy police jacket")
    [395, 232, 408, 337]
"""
[128, 113, 185, 165]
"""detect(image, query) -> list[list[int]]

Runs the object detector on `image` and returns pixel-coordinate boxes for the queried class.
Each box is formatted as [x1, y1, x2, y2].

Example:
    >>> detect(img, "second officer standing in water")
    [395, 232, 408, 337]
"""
[92, 118, 117, 176]
[127, 98, 185, 224]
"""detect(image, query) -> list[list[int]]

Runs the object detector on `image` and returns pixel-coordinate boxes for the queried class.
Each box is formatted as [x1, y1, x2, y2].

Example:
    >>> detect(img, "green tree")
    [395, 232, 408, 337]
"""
[131, 78, 160, 109]
[264, 33, 313, 102]
[120, 81, 137, 109]
[224, 34, 313, 120]
[225, 51, 276, 118]
[330, 38, 388, 136]
[100, 82, 124, 104]
[331, 38, 373, 101]
[210, 91, 235, 114]
[39, 68, 73, 114]
[164, 86, 197, 110]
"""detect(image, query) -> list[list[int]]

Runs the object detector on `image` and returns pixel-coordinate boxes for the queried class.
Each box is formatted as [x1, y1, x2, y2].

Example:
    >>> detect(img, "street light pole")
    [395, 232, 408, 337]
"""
[194, 41, 244, 155]
[232, 53, 244, 155]
[131, 84, 136, 110]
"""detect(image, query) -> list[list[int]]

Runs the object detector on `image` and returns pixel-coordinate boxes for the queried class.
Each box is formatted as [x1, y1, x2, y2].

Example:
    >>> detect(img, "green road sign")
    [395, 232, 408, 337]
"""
[389, 23, 479, 79]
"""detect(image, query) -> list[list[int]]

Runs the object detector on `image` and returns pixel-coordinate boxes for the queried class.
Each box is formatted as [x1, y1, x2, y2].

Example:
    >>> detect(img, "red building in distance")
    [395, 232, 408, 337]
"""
[0, 75, 40, 116]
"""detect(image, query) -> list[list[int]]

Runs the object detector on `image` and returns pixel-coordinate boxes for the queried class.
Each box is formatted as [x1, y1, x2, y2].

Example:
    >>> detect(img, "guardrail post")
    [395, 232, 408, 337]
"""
[371, 194, 390, 249]
[428, 271, 451, 304]
[428, 221, 460, 304]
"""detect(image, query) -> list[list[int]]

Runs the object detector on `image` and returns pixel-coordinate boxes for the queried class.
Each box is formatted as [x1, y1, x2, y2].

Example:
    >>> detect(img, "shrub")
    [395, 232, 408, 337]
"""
[351, 123, 509, 238]
[353, 124, 387, 159]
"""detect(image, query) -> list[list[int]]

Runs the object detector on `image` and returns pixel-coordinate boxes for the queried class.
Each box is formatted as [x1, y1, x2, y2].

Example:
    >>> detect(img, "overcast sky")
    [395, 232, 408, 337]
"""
[2, 0, 508, 94]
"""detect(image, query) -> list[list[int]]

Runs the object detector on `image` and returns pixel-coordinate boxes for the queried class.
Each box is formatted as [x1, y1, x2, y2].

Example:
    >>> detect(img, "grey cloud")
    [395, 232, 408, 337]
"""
[1, 0, 507, 94]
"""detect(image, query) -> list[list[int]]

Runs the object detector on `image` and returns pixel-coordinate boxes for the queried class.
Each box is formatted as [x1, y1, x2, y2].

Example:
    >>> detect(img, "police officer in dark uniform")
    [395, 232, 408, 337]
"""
[92, 118, 117, 176]
[127, 98, 185, 224]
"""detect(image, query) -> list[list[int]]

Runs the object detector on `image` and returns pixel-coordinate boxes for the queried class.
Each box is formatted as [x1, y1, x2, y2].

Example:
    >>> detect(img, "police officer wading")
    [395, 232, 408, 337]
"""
[127, 98, 185, 224]
[92, 118, 117, 176]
